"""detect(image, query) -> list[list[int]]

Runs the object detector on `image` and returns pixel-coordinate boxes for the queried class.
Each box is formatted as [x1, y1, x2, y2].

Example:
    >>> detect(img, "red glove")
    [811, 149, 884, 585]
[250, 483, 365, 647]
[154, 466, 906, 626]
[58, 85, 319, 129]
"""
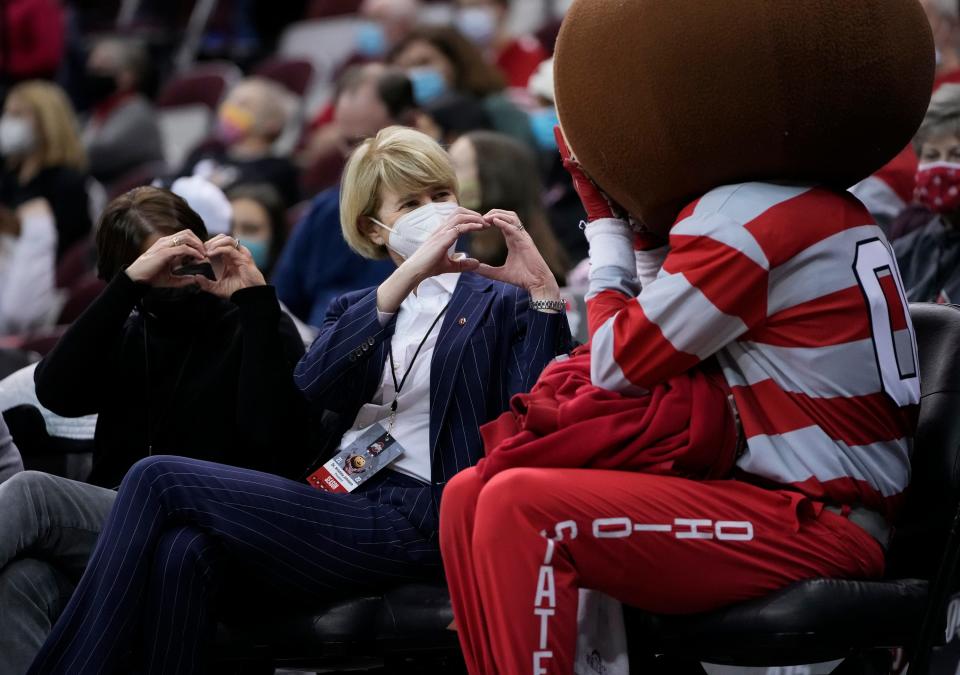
[634, 229, 666, 252]
[555, 126, 667, 250]
[554, 125, 623, 221]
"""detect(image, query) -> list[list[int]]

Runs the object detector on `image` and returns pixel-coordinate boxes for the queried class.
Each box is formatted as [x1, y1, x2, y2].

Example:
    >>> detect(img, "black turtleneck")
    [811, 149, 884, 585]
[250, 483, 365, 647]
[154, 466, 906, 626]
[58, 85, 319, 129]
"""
[34, 273, 310, 488]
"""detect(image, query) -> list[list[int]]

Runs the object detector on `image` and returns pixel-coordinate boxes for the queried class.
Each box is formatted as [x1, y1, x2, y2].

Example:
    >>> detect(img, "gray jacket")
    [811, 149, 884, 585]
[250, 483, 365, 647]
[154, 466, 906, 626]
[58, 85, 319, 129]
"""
[0, 412, 23, 484]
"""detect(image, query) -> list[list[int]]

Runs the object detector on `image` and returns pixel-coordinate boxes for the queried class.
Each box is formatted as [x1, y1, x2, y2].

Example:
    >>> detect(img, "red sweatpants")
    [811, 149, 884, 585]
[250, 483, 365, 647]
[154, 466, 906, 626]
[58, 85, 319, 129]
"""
[439, 467, 885, 675]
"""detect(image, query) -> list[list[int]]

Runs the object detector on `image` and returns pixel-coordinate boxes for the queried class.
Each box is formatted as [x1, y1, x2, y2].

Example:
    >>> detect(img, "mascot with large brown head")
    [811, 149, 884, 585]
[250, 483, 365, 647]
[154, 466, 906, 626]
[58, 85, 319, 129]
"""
[440, 4, 938, 675]
[554, 0, 934, 235]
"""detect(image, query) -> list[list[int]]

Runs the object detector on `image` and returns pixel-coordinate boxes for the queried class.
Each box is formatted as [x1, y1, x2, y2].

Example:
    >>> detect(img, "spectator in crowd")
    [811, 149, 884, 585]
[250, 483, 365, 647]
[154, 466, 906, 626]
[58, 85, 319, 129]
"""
[35, 186, 308, 487]
[179, 77, 300, 207]
[389, 26, 537, 149]
[524, 56, 589, 264]
[449, 131, 569, 285]
[453, 0, 549, 88]
[894, 83, 960, 303]
[0, 199, 62, 336]
[0, 186, 310, 675]
[228, 182, 288, 276]
[300, 64, 419, 187]
[30, 126, 571, 675]
[0, 80, 92, 260]
[355, 0, 422, 60]
[277, 65, 413, 326]
[229, 181, 319, 347]
[81, 37, 164, 186]
[417, 91, 494, 146]
[0, 413, 23, 484]
[923, 0, 960, 89]
[0, 0, 65, 92]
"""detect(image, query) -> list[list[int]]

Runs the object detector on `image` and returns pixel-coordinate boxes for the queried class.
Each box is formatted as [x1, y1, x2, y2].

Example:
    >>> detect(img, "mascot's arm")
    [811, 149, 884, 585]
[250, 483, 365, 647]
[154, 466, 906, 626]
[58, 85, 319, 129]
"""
[583, 219, 669, 334]
[554, 126, 670, 334]
[590, 211, 769, 392]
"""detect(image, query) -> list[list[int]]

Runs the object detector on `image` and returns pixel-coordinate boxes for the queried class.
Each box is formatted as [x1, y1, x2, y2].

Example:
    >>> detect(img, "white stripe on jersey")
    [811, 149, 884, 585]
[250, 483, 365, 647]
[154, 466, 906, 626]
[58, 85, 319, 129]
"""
[671, 211, 770, 270]
[737, 426, 911, 498]
[719, 339, 884, 399]
[590, 316, 645, 394]
[641, 272, 748, 360]
[767, 225, 880, 313]
[692, 182, 812, 227]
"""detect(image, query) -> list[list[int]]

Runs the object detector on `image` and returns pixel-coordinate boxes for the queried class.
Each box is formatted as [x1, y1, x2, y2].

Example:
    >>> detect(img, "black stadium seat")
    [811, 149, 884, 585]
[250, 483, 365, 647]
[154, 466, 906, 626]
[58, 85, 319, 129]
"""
[214, 303, 960, 673]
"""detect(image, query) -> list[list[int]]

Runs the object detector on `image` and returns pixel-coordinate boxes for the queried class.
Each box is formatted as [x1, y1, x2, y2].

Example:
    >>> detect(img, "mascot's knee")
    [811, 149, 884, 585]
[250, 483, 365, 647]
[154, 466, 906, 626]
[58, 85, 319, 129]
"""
[440, 467, 484, 520]
[472, 469, 554, 546]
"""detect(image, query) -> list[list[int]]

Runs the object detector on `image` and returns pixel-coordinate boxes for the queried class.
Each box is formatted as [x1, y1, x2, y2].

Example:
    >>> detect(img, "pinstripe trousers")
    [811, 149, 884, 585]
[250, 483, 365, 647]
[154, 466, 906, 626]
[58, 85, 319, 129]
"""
[28, 455, 441, 675]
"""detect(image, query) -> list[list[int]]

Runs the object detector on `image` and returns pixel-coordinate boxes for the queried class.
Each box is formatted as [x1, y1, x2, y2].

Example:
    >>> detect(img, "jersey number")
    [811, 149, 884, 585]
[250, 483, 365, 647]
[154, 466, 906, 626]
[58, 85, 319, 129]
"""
[853, 238, 920, 407]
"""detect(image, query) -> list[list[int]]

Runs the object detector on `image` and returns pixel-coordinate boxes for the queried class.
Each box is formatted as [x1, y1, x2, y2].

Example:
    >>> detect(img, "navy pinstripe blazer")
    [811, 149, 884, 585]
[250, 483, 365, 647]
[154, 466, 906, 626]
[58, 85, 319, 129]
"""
[292, 273, 572, 532]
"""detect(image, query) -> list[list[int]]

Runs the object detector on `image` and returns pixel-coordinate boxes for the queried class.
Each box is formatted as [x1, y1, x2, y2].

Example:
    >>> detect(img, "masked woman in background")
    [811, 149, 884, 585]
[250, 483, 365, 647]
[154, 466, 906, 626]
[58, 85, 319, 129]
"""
[0, 80, 92, 261]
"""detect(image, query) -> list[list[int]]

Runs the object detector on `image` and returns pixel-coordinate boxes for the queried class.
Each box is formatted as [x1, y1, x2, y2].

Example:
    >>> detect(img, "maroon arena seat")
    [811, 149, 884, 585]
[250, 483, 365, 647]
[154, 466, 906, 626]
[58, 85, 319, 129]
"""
[254, 58, 315, 97]
[156, 61, 242, 110]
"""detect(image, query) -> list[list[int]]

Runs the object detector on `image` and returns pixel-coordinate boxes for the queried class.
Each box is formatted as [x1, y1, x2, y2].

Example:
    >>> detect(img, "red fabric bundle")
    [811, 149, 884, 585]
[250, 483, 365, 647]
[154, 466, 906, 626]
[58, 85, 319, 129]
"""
[476, 347, 738, 482]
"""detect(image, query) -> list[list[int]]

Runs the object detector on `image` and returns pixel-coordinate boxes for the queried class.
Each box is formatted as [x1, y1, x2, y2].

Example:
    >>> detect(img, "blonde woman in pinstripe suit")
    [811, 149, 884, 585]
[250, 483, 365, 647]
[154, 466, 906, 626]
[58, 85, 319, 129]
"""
[30, 127, 571, 674]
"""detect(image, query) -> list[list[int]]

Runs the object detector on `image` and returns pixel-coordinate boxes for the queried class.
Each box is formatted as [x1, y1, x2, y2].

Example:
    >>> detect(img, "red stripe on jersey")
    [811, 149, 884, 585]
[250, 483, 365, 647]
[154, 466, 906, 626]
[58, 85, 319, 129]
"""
[732, 379, 916, 446]
[586, 290, 632, 338]
[611, 304, 701, 389]
[664, 235, 768, 328]
[675, 197, 701, 223]
[743, 473, 904, 521]
[744, 189, 872, 268]
[878, 271, 909, 332]
[743, 285, 871, 348]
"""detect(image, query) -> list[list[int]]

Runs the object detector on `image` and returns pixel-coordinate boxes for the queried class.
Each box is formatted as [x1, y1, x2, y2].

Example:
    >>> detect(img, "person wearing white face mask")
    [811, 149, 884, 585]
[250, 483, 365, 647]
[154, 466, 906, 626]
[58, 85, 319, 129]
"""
[0, 80, 93, 262]
[29, 125, 571, 673]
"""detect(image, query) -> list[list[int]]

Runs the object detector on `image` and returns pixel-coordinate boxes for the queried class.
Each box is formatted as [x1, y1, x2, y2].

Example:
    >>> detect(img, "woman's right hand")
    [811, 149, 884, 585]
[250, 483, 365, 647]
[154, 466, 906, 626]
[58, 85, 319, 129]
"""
[124, 230, 208, 286]
[376, 208, 488, 314]
[402, 208, 487, 281]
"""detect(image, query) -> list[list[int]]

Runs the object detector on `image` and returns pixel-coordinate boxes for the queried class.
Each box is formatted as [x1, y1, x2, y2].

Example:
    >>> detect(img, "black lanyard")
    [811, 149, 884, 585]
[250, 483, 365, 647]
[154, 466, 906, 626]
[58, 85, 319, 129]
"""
[387, 302, 450, 423]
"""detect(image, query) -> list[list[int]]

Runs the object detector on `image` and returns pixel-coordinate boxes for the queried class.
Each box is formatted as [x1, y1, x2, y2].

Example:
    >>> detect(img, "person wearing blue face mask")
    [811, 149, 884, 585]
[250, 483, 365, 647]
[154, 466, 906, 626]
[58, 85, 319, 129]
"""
[527, 58, 560, 152]
[389, 26, 539, 150]
[453, 0, 549, 88]
[355, 0, 421, 60]
[227, 183, 287, 277]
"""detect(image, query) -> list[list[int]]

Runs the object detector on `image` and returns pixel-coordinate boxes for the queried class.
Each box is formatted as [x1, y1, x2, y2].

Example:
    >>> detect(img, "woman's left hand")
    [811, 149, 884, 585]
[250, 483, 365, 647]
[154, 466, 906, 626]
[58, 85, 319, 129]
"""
[476, 209, 560, 301]
[194, 234, 266, 299]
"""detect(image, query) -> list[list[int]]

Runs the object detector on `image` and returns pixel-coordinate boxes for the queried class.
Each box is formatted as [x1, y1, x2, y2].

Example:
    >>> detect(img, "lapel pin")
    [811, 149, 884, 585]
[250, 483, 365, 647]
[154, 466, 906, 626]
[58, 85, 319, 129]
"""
[458, 317, 467, 326]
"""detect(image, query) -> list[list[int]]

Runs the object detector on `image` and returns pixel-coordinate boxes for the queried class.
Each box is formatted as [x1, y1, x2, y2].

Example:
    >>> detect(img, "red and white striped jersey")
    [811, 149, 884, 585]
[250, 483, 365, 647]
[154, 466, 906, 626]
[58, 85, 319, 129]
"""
[588, 183, 920, 518]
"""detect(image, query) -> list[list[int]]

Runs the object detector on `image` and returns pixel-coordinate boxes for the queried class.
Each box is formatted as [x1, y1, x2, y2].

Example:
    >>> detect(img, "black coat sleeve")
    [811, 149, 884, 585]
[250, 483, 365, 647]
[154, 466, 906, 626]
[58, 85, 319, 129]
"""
[230, 284, 310, 477]
[34, 273, 145, 417]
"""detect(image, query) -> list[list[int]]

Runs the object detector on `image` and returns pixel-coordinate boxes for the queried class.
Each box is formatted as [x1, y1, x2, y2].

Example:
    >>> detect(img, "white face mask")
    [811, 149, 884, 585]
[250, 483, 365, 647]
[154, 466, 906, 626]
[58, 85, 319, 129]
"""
[372, 201, 459, 260]
[0, 116, 36, 157]
[456, 6, 499, 47]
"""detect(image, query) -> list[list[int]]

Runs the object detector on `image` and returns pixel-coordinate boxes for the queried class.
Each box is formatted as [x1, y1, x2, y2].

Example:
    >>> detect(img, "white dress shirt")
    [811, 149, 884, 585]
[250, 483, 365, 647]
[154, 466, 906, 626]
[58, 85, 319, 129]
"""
[337, 273, 460, 484]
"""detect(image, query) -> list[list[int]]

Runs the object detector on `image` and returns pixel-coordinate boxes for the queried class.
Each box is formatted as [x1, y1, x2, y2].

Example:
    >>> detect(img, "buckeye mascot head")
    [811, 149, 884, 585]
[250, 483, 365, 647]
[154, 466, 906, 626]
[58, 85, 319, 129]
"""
[554, 0, 936, 234]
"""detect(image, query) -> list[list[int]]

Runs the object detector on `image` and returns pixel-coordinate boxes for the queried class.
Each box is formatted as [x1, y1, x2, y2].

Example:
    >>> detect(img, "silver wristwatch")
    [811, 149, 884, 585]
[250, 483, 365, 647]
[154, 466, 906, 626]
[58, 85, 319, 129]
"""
[530, 298, 565, 313]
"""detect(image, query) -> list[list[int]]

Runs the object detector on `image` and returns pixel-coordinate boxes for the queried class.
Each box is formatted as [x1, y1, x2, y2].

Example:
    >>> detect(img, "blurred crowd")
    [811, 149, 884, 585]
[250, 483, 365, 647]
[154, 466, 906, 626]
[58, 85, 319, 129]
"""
[0, 0, 955, 437]
[0, 0, 583, 355]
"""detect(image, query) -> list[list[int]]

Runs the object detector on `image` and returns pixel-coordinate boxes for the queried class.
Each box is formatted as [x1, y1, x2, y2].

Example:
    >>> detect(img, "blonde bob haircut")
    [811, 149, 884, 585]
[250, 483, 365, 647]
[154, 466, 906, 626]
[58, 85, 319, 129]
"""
[340, 126, 459, 259]
[7, 81, 86, 172]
